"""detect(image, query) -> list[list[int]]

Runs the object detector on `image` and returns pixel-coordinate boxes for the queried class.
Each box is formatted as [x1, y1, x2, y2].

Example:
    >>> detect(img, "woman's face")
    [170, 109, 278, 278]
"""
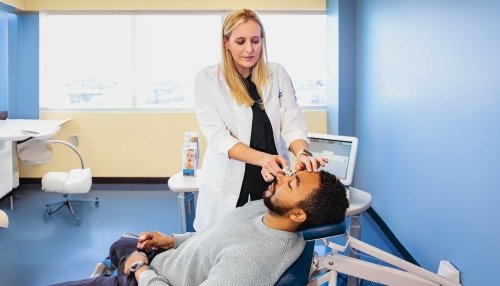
[224, 20, 263, 78]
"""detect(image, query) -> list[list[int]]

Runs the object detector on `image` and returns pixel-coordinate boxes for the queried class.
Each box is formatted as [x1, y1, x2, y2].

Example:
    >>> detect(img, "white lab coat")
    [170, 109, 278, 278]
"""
[193, 63, 308, 231]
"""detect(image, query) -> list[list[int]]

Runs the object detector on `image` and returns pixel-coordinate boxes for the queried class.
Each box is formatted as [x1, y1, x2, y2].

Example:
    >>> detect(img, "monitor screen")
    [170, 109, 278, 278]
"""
[307, 133, 358, 186]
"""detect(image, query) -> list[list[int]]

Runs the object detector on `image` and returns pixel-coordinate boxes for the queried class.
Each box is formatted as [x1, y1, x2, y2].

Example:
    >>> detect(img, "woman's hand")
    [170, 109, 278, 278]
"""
[295, 153, 328, 172]
[260, 154, 288, 182]
[227, 143, 288, 182]
[137, 231, 175, 251]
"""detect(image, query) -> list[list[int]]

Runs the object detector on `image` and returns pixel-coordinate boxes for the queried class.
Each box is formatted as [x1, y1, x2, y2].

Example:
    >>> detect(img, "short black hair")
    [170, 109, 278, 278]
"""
[297, 170, 349, 231]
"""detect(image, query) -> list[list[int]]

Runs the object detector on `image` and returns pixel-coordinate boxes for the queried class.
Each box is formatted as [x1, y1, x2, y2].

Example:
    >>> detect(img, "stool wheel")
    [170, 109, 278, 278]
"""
[44, 207, 52, 222]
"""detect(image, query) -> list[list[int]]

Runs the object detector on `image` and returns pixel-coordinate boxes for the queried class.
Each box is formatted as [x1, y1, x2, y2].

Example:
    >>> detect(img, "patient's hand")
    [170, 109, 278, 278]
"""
[123, 251, 148, 276]
[137, 231, 175, 251]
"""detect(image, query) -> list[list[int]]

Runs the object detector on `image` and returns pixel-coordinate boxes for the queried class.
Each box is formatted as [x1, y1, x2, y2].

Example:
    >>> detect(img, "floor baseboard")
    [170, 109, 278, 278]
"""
[20, 177, 170, 184]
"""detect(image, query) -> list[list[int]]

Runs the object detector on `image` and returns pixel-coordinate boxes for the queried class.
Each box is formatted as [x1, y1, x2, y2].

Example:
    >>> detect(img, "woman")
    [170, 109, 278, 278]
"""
[194, 8, 326, 231]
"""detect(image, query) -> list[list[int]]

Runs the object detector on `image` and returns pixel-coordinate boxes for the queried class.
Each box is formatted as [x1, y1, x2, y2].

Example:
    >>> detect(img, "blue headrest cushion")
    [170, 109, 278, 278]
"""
[301, 221, 346, 241]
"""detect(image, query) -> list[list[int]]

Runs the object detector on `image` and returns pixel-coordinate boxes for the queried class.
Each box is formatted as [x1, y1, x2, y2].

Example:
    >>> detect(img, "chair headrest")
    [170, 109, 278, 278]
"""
[301, 221, 346, 241]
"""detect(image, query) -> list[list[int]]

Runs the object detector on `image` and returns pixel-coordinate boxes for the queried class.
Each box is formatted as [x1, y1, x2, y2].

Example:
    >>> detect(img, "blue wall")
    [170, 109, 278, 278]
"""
[7, 12, 18, 117]
[326, 0, 357, 137]
[336, 0, 356, 137]
[0, 10, 8, 111]
[16, 13, 39, 118]
[353, 0, 500, 285]
[0, 3, 38, 119]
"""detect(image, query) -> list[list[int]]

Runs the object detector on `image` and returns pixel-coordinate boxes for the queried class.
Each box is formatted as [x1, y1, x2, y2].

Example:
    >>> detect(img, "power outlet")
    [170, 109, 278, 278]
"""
[70, 134, 79, 147]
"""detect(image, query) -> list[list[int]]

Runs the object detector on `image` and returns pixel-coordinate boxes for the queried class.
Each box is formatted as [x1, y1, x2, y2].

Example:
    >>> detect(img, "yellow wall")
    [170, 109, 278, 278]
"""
[0, 0, 24, 9]
[18, 111, 326, 178]
[1, 0, 325, 11]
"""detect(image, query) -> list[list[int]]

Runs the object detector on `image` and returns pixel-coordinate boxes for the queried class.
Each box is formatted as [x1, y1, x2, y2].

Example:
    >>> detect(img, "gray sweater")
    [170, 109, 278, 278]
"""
[139, 200, 305, 286]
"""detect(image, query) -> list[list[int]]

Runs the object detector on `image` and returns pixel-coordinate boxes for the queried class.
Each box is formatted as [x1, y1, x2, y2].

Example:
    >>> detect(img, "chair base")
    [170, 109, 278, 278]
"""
[45, 194, 99, 225]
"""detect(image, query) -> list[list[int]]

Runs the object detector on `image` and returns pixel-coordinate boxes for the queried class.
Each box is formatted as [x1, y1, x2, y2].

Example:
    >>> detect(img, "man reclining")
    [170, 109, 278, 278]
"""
[51, 170, 349, 286]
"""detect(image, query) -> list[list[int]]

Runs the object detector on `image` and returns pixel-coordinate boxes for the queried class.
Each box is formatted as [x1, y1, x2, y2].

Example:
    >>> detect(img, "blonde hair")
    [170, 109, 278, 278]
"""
[222, 8, 268, 107]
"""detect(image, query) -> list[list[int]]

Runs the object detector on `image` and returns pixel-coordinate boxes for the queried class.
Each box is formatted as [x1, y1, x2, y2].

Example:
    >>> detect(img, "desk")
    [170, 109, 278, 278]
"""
[167, 171, 372, 236]
[0, 119, 70, 207]
[0, 141, 15, 199]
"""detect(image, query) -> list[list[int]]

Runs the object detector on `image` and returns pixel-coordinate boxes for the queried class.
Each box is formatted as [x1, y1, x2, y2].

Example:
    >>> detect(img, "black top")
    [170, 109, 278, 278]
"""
[236, 76, 278, 207]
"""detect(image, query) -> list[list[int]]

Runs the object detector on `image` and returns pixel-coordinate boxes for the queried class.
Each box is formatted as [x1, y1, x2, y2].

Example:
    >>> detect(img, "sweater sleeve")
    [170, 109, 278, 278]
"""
[138, 267, 172, 286]
[197, 255, 274, 286]
[172, 232, 195, 248]
[138, 258, 270, 286]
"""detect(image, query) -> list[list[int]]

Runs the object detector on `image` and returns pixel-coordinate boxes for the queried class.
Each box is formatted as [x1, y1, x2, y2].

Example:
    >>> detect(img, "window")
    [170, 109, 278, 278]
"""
[43, 15, 134, 109]
[135, 15, 220, 108]
[40, 13, 326, 110]
[260, 14, 327, 106]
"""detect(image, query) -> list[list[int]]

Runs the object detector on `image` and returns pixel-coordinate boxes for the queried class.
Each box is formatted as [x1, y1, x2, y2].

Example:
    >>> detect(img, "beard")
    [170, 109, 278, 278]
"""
[263, 182, 294, 216]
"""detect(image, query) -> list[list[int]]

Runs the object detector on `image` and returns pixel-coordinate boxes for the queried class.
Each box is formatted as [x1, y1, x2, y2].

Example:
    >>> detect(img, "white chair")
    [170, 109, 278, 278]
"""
[18, 138, 99, 224]
[38, 140, 98, 224]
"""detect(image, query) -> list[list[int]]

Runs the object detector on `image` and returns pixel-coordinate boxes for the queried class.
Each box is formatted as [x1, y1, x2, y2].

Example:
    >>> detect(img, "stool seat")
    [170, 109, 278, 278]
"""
[42, 168, 92, 194]
[42, 168, 97, 224]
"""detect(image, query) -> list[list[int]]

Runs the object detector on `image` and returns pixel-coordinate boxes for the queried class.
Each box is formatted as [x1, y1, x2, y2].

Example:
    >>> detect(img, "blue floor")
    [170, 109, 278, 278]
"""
[0, 183, 179, 286]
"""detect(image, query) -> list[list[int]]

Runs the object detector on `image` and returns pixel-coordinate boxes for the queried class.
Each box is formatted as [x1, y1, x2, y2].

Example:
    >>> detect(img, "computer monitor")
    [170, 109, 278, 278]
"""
[307, 133, 358, 186]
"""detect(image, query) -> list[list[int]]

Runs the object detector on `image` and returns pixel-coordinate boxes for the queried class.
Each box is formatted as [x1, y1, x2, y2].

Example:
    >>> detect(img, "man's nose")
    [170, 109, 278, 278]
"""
[275, 173, 291, 184]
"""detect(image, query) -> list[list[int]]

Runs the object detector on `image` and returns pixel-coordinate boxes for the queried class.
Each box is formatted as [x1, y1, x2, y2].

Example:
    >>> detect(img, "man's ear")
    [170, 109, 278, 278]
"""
[289, 208, 307, 224]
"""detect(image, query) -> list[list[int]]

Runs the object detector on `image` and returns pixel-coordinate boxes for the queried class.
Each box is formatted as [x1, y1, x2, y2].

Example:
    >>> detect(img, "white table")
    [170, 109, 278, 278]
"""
[0, 141, 16, 200]
[167, 171, 200, 233]
[0, 119, 70, 208]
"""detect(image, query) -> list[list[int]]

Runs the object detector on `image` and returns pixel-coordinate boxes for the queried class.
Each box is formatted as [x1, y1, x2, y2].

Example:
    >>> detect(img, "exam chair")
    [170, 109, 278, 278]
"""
[91, 223, 349, 282]
[277, 220, 462, 286]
